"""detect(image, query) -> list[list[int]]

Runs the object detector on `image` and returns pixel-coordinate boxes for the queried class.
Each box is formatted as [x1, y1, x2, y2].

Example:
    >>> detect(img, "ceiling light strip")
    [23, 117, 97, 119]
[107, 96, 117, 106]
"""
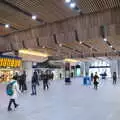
[19, 49, 48, 57]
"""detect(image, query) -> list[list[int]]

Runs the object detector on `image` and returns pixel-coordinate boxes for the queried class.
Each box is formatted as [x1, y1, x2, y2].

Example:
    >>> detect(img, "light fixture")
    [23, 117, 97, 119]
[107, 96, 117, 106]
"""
[70, 2, 76, 8]
[33, 62, 37, 66]
[5, 24, 10, 28]
[19, 49, 48, 57]
[110, 45, 112, 48]
[104, 38, 107, 42]
[32, 15, 37, 20]
[59, 43, 62, 47]
[42, 46, 45, 49]
[65, 0, 71, 3]
[64, 58, 78, 63]
[79, 41, 82, 44]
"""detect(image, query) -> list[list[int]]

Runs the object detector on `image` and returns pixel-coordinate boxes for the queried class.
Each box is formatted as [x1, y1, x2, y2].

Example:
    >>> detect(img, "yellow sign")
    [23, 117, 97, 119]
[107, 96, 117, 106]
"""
[0, 57, 22, 68]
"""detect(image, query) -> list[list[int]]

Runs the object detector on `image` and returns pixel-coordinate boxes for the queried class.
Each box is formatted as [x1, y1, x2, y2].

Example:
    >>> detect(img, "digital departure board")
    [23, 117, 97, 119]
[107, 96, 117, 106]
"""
[0, 56, 22, 68]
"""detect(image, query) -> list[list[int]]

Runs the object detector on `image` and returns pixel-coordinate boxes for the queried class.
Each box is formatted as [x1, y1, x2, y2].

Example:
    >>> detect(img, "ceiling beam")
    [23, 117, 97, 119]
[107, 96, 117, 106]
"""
[0, 23, 18, 30]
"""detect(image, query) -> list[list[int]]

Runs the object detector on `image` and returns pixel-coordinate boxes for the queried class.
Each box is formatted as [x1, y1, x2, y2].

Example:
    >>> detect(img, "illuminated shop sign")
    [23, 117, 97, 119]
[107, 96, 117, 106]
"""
[0, 55, 22, 68]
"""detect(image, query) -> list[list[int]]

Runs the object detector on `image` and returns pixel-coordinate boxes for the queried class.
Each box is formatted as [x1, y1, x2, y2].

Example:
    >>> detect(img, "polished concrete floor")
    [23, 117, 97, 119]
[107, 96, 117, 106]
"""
[0, 78, 120, 120]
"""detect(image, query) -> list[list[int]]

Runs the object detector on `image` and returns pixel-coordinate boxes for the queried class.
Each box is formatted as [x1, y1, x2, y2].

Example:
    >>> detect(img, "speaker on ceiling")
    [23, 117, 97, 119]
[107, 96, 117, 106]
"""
[74, 30, 79, 42]
[100, 25, 106, 38]
[22, 40, 27, 49]
[36, 37, 40, 47]
[10, 42, 14, 50]
[53, 34, 58, 44]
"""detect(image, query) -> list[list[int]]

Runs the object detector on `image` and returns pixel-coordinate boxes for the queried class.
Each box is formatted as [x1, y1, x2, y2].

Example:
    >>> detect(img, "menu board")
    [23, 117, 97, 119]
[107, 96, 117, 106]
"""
[0, 56, 22, 68]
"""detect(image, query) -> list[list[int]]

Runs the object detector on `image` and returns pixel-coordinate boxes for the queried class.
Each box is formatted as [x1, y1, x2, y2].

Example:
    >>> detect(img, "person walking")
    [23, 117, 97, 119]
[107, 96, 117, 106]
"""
[7, 76, 21, 111]
[93, 72, 99, 90]
[19, 74, 24, 93]
[43, 71, 49, 90]
[31, 71, 38, 95]
[113, 72, 117, 84]
[91, 73, 94, 81]
[36, 71, 40, 86]
[14, 72, 19, 84]
[21, 71, 27, 91]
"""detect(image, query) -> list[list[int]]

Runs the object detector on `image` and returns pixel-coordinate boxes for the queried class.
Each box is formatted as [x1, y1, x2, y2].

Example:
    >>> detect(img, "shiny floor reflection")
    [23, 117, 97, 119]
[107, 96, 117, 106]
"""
[0, 78, 120, 120]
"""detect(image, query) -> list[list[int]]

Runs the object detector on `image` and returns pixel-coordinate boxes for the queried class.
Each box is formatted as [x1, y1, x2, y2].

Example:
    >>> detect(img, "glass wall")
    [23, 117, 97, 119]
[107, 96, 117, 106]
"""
[89, 60, 111, 77]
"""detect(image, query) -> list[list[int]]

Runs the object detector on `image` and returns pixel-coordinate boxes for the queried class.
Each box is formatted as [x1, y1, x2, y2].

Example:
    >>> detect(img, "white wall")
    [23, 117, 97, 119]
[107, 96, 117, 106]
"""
[110, 60, 118, 78]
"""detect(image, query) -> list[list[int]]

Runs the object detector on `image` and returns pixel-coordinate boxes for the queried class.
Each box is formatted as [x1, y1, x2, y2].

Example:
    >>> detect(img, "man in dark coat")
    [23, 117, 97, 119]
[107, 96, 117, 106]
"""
[31, 71, 38, 95]
[43, 71, 49, 90]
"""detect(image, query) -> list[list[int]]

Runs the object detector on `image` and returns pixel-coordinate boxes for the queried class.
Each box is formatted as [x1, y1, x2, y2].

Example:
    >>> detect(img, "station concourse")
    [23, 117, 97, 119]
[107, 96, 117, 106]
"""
[0, 0, 120, 120]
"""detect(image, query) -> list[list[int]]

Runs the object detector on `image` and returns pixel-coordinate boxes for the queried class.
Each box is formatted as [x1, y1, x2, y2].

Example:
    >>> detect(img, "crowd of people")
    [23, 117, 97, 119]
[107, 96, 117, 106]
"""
[31, 70, 54, 95]
[83, 71, 117, 90]
[7, 70, 54, 111]
[6, 70, 117, 112]
[83, 72, 99, 90]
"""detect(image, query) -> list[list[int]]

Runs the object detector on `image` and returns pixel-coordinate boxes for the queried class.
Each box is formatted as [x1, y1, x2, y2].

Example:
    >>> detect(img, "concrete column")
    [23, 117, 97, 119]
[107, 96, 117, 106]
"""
[79, 62, 85, 77]
[23, 61, 33, 82]
[117, 60, 120, 78]
[110, 60, 118, 78]
[84, 62, 90, 75]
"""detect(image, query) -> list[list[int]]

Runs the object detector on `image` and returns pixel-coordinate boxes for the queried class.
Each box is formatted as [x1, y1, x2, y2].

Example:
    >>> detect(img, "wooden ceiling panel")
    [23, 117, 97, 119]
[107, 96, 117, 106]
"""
[108, 36, 120, 51]
[0, 0, 119, 36]
[76, 0, 120, 13]
[0, 26, 14, 36]
[5, 0, 78, 23]
[85, 39, 112, 53]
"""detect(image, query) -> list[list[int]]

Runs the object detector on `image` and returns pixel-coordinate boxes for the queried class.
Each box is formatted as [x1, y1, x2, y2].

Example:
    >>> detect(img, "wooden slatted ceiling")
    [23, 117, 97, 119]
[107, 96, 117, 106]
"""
[0, 0, 119, 36]
[76, 0, 120, 13]
[5, 0, 78, 23]
[0, 1, 41, 33]
[108, 35, 120, 51]
[0, 26, 13, 36]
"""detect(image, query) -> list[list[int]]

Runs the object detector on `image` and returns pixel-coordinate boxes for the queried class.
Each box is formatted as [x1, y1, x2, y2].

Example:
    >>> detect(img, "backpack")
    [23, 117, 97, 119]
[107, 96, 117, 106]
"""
[6, 81, 16, 96]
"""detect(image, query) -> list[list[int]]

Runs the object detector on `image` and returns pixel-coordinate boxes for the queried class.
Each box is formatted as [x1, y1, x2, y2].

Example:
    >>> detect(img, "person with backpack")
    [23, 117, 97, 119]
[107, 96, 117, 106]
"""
[7, 76, 21, 111]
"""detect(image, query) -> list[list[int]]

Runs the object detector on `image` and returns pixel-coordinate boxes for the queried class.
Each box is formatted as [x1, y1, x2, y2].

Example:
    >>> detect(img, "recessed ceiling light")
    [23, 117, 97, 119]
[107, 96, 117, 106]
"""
[65, 0, 71, 3]
[42, 46, 45, 49]
[110, 45, 112, 48]
[5, 24, 10, 28]
[59, 44, 62, 47]
[104, 38, 107, 42]
[32, 15, 37, 20]
[79, 41, 82, 44]
[70, 2, 76, 8]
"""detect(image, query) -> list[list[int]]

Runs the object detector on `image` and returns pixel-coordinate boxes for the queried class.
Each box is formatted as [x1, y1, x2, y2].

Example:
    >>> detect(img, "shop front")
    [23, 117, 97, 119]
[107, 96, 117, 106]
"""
[0, 55, 22, 83]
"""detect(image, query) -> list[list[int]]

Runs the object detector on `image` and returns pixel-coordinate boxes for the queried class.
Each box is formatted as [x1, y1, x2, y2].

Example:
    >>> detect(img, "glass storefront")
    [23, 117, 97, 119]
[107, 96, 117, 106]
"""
[0, 55, 22, 83]
[0, 69, 20, 83]
[89, 60, 111, 77]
